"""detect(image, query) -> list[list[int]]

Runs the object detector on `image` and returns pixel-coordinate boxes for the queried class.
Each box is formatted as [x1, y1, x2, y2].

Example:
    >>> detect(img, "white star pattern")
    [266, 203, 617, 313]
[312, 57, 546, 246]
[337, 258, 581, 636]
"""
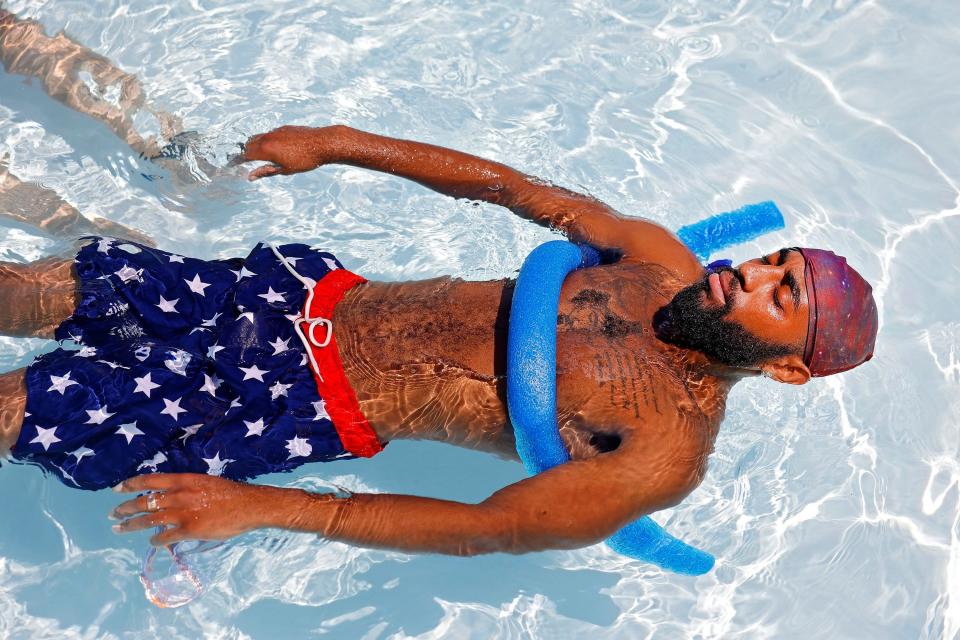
[243, 418, 266, 437]
[200, 373, 221, 396]
[164, 350, 192, 376]
[85, 406, 115, 424]
[47, 372, 78, 394]
[322, 257, 339, 271]
[231, 266, 256, 281]
[137, 451, 167, 472]
[201, 312, 222, 327]
[156, 295, 179, 313]
[133, 372, 161, 397]
[239, 364, 268, 382]
[269, 336, 291, 355]
[269, 381, 292, 400]
[25, 245, 365, 489]
[96, 360, 129, 370]
[160, 397, 187, 421]
[30, 426, 60, 451]
[184, 274, 211, 297]
[116, 421, 144, 444]
[286, 436, 313, 459]
[204, 452, 235, 476]
[69, 446, 95, 463]
[179, 423, 202, 443]
[114, 265, 143, 283]
[258, 287, 286, 304]
[312, 399, 330, 421]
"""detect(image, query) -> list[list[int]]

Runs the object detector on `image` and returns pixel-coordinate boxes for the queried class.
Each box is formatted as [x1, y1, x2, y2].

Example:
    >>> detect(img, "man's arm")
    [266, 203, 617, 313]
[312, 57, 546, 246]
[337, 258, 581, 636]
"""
[111, 427, 708, 555]
[239, 125, 703, 279]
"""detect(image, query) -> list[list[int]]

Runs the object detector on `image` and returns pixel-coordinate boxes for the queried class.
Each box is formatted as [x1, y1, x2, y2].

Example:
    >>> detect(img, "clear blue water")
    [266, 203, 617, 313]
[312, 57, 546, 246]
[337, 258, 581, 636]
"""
[1, 0, 959, 638]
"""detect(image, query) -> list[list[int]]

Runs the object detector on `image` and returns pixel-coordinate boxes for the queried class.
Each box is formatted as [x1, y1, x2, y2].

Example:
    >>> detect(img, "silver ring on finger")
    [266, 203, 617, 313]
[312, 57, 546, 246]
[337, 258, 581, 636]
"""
[146, 493, 160, 513]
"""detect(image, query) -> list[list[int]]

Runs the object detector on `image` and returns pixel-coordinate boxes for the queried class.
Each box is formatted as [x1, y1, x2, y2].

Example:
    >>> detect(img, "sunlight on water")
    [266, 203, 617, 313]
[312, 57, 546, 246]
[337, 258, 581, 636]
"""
[1, 0, 959, 638]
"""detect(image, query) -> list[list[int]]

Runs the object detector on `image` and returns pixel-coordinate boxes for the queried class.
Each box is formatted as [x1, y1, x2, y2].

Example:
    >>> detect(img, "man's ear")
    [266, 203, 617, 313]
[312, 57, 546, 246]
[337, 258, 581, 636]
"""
[760, 354, 811, 385]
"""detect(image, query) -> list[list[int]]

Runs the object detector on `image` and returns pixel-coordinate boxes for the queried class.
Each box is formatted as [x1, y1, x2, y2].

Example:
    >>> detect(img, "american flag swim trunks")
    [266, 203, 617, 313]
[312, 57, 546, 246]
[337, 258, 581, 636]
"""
[11, 237, 381, 490]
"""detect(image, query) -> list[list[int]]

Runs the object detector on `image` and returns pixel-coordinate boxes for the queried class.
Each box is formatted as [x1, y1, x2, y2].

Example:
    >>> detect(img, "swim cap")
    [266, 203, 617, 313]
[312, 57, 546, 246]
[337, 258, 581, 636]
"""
[796, 248, 878, 377]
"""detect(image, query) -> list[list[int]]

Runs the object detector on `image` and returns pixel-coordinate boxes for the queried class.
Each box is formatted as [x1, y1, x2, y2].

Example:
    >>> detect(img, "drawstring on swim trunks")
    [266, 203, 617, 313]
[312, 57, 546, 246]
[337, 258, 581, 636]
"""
[267, 241, 383, 459]
[268, 242, 331, 379]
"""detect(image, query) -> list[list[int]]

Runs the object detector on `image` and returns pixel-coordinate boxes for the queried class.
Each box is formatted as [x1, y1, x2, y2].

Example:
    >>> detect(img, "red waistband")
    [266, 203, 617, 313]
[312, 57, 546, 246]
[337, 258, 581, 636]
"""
[300, 268, 383, 458]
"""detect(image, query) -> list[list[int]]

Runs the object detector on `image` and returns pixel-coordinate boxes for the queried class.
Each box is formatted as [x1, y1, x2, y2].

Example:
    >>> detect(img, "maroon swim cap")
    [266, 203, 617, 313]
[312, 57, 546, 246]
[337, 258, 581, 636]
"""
[796, 248, 878, 377]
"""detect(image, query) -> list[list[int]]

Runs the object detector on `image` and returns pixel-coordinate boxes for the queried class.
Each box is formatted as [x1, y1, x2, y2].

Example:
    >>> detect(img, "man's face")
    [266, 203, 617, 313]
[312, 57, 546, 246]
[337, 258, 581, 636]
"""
[653, 248, 810, 368]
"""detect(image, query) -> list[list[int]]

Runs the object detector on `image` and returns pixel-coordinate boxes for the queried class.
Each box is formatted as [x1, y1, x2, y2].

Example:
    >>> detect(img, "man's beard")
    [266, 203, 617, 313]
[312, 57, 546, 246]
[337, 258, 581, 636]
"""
[652, 271, 792, 368]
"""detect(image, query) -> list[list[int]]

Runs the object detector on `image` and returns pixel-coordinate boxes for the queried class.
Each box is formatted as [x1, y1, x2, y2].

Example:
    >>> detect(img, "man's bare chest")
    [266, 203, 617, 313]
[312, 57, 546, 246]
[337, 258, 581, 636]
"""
[552, 262, 723, 454]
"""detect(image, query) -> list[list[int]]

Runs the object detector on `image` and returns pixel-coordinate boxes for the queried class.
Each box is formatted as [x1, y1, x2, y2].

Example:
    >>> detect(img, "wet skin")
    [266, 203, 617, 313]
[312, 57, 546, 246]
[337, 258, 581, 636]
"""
[1, 125, 811, 556]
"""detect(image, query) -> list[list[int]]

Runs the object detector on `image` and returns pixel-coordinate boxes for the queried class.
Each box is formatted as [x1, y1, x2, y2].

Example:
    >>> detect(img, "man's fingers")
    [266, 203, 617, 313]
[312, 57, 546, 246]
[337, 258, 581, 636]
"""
[113, 511, 172, 533]
[110, 493, 157, 519]
[235, 133, 267, 163]
[110, 491, 190, 519]
[248, 164, 284, 181]
[150, 526, 191, 547]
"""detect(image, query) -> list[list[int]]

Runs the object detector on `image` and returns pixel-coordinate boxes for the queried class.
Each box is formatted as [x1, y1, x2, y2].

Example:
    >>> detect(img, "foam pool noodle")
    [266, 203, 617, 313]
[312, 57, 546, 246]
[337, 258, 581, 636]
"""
[677, 201, 784, 262]
[506, 201, 784, 575]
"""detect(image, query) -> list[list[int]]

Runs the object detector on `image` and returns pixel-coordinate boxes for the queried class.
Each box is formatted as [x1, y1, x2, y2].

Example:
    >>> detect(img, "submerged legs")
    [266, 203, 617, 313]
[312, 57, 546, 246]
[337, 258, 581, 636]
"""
[0, 256, 80, 454]
[0, 367, 24, 456]
[0, 9, 170, 457]
[0, 158, 154, 244]
[0, 8, 163, 244]
[0, 257, 78, 340]
[0, 7, 181, 157]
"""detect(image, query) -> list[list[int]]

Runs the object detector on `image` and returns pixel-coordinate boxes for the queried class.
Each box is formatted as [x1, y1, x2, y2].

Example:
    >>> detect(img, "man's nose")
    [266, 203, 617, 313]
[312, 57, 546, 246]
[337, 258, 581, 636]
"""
[739, 262, 780, 291]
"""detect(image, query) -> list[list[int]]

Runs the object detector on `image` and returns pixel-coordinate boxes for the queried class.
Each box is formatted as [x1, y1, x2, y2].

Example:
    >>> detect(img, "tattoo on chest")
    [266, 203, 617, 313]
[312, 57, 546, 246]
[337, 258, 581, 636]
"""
[594, 348, 663, 418]
[562, 284, 670, 417]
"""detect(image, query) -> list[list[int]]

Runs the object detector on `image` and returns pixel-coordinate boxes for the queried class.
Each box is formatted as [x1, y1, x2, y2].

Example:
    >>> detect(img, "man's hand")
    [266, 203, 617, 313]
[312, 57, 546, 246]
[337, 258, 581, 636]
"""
[110, 473, 302, 546]
[238, 125, 348, 180]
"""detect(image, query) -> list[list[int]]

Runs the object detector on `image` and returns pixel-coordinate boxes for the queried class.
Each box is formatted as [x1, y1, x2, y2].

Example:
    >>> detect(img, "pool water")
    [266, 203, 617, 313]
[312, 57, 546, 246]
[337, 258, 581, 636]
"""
[1, 1, 958, 638]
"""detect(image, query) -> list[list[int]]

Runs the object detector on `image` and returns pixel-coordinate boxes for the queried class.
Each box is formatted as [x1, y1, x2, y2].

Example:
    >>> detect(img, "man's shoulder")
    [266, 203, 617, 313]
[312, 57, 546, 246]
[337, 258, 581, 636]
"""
[611, 218, 704, 283]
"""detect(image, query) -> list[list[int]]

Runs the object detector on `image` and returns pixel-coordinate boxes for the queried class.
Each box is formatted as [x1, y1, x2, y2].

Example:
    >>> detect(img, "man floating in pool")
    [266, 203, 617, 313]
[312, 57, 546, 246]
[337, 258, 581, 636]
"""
[0, 122, 878, 556]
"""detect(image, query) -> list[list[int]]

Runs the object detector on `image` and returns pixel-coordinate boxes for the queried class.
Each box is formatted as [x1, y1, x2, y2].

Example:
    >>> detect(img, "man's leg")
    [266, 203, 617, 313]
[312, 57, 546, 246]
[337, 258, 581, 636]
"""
[0, 368, 25, 456]
[0, 7, 180, 157]
[0, 156, 154, 244]
[0, 256, 78, 456]
[0, 256, 78, 339]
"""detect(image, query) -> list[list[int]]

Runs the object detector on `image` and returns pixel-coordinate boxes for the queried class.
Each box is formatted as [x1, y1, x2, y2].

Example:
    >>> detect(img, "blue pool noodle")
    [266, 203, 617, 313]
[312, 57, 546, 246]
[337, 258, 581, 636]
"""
[677, 200, 784, 262]
[506, 201, 784, 575]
